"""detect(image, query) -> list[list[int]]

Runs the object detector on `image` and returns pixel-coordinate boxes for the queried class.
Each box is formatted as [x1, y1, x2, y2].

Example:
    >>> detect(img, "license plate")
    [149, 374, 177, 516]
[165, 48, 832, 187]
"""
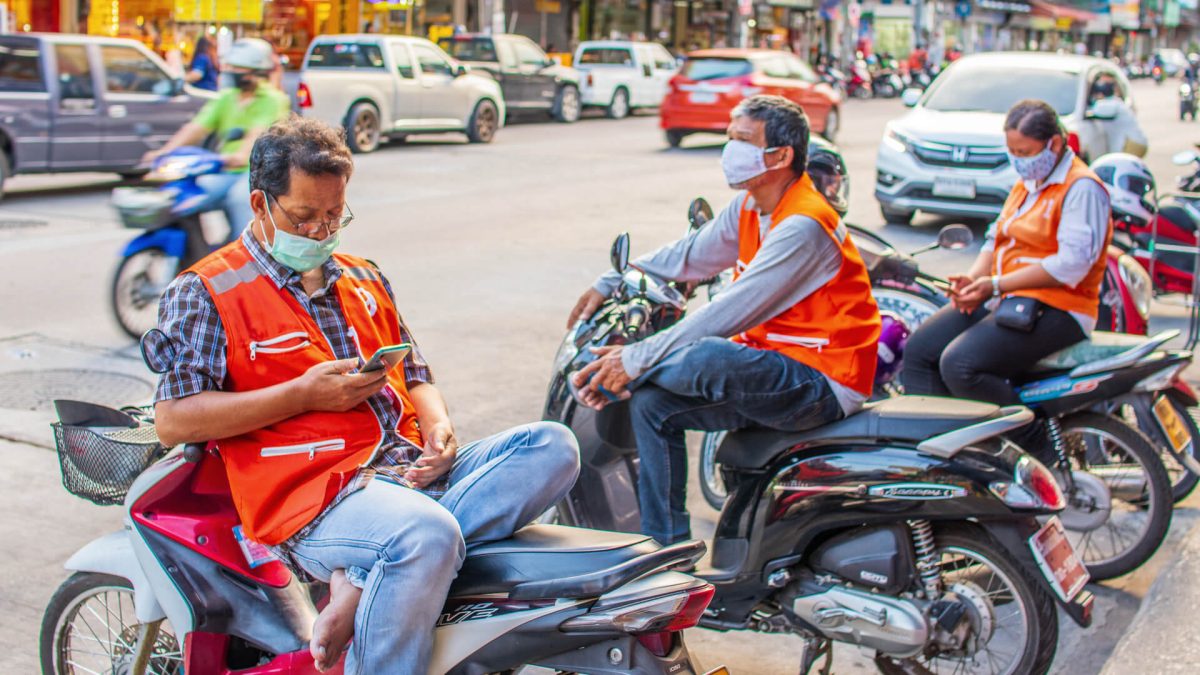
[1153, 394, 1193, 454]
[704, 669, 731, 675]
[689, 91, 718, 104]
[1028, 516, 1089, 602]
[932, 176, 976, 199]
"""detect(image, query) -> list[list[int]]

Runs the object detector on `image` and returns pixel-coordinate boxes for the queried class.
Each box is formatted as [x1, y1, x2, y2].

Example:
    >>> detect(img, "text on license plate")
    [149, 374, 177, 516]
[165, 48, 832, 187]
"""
[1153, 395, 1192, 454]
[932, 177, 976, 199]
[689, 92, 718, 104]
[1028, 516, 1089, 602]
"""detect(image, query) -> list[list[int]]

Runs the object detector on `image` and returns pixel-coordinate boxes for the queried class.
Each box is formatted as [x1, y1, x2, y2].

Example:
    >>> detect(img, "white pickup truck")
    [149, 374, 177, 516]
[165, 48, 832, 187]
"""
[573, 41, 678, 119]
[297, 34, 506, 152]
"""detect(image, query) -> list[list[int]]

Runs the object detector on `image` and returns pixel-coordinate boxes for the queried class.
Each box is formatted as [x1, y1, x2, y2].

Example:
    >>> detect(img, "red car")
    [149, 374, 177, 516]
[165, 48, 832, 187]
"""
[660, 48, 842, 147]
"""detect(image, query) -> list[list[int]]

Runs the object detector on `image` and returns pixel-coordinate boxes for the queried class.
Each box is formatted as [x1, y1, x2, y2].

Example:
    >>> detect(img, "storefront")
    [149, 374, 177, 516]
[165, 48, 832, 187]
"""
[0, 0, 72, 32]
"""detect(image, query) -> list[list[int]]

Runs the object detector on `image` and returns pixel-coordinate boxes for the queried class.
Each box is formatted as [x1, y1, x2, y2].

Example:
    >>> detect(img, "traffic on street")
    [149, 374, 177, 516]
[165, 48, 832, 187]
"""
[3, 18, 1200, 675]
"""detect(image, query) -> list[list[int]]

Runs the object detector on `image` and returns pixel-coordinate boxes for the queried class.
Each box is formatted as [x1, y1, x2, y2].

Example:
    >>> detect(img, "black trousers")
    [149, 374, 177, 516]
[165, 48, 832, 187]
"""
[901, 303, 1086, 406]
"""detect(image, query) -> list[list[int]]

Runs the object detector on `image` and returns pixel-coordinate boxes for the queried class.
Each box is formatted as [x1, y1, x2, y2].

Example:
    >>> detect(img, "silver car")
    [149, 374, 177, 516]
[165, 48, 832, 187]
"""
[298, 34, 506, 152]
[875, 52, 1136, 224]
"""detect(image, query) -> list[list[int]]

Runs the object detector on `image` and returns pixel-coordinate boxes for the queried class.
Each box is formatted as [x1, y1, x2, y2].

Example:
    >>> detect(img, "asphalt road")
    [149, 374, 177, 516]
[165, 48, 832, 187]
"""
[0, 77, 1196, 673]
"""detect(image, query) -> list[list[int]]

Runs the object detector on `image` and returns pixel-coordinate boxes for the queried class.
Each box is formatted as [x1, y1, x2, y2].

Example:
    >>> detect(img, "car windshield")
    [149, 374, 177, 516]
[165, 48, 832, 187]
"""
[922, 66, 1078, 115]
[438, 38, 497, 62]
[682, 57, 753, 81]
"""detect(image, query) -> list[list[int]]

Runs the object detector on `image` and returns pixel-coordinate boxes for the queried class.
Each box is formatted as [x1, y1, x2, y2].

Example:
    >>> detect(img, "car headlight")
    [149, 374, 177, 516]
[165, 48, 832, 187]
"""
[882, 126, 911, 153]
[1117, 253, 1153, 320]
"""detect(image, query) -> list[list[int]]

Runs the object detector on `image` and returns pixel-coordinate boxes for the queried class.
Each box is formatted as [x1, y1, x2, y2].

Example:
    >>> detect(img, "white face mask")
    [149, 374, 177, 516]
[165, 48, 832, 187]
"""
[721, 139, 782, 188]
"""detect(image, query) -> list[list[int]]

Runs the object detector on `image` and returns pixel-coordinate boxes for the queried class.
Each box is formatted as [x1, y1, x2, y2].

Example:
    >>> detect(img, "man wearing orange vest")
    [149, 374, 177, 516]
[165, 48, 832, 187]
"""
[151, 117, 579, 673]
[568, 95, 881, 545]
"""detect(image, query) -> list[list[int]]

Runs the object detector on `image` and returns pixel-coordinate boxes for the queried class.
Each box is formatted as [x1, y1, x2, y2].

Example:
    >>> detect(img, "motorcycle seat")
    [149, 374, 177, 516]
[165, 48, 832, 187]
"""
[448, 524, 660, 597]
[1030, 330, 1178, 375]
[716, 396, 1003, 469]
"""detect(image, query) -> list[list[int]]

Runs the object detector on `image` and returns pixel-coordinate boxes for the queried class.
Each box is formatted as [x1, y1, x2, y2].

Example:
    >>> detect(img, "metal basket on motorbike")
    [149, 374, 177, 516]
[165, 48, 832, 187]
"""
[112, 186, 176, 230]
[51, 400, 166, 506]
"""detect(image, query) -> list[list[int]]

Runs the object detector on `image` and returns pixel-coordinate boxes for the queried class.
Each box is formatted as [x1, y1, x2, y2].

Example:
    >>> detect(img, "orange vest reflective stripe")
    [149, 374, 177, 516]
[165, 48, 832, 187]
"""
[731, 175, 881, 397]
[994, 157, 1113, 319]
[188, 240, 422, 545]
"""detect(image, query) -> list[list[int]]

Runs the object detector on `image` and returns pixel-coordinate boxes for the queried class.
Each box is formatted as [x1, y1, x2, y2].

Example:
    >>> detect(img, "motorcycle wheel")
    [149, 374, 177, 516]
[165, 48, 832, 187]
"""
[699, 430, 728, 510]
[909, 525, 1058, 675]
[40, 572, 182, 675]
[112, 247, 176, 340]
[1123, 392, 1200, 502]
[1059, 413, 1172, 581]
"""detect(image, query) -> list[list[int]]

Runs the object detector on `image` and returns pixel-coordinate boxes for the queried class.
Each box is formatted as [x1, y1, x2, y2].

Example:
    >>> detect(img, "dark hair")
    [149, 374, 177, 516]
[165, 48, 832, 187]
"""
[732, 94, 810, 175]
[191, 36, 217, 69]
[1004, 99, 1065, 142]
[249, 117, 355, 197]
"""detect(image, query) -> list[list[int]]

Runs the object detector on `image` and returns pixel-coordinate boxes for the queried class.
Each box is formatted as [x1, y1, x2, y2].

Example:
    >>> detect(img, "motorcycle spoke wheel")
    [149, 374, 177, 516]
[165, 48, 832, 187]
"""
[1060, 413, 1172, 580]
[913, 530, 1055, 675]
[699, 430, 728, 510]
[42, 573, 181, 675]
[112, 248, 175, 340]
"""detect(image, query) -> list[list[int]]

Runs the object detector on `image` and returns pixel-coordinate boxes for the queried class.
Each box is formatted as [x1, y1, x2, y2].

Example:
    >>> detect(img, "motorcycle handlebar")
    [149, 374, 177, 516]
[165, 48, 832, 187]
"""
[623, 304, 650, 335]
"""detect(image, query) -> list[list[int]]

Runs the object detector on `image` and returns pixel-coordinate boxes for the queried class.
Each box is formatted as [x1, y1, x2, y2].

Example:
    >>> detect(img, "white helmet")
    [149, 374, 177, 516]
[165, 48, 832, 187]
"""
[225, 38, 275, 72]
[1091, 153, 1156, 227]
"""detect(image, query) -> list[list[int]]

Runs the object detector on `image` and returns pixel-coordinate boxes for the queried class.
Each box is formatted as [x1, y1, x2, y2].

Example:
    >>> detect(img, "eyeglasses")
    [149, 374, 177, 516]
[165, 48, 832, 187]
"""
[267, 192, 354, 237]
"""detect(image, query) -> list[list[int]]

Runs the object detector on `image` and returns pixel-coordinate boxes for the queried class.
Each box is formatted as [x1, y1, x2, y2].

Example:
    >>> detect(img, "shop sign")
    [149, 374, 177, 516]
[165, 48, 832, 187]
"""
[1030, 15, 1055, 29]
[535, 0, 562, 12]
[1164, 0, 1181, 26]
[174, 0, 265, 23]
[768, 0, 816, 8]
[1055, 16, 1072, 29]
[739, 0, 753, 16]
[975, 0, 1032, 11]
[1110, 0, 1140, 29]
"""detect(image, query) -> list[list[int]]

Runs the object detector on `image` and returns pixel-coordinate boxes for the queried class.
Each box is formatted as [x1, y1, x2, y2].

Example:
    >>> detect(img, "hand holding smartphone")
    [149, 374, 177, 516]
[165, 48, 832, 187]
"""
[359, 344, 412, 373]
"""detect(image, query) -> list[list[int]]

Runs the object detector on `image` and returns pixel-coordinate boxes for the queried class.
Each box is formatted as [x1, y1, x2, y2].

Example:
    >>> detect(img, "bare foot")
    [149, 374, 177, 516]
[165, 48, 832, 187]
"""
[311, 570, 362, 671]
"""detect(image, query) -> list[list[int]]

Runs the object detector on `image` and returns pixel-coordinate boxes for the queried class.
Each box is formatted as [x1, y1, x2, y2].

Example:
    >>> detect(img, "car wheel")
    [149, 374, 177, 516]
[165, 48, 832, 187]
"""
[345, 102, 381, 153]
[554, 85, 581, 123]
[821, 108, 839, 141]
[466, 99, 499, 144]
[880, 204, 915, 225]
[665, 130, 687, 148]
[607, 88, 630, 120]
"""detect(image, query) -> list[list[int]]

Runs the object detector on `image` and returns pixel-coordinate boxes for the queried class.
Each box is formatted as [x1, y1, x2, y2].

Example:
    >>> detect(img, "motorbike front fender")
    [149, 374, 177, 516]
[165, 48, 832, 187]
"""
[121, 227, 188, 259]
[65, 530, 166, 624]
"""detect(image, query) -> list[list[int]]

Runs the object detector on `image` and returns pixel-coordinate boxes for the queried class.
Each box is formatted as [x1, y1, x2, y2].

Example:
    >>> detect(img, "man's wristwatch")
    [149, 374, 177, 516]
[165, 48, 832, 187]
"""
[991, 275, 1002, 297]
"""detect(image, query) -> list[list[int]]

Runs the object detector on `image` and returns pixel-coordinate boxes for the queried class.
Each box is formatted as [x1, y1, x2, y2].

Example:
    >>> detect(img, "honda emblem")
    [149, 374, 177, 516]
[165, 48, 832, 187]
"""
[951, 146, 969, 163]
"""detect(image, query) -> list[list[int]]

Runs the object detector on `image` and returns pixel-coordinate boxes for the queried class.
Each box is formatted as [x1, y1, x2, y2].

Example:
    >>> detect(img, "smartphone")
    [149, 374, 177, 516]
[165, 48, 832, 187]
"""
[360, 344, 412, 373]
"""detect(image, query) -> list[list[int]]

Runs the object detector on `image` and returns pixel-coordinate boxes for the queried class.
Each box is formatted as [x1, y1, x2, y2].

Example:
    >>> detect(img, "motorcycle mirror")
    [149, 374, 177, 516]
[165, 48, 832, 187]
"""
[900, 88, 922, 107]
[687, 198, 714, 230]
[1172, 150, 1198, 165]
[139, 328, 174, 375]
[936, 224, 974, 250]
[610, 233, 631, 273]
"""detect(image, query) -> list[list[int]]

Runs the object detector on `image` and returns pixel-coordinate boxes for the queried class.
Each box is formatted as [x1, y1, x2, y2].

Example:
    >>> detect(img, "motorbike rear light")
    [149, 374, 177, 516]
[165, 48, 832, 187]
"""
[990, 455, 1065, 510]
[637, 631, 675, 657]
[560, 584, 714, 634]
[587, 73, 594, 87]
[296, 82, 313, 108]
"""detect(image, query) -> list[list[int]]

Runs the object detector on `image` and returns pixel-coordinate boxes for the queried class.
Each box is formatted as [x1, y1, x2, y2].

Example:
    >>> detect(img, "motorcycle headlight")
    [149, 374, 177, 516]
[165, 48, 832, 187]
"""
[551, 328, 580, 375]
[882, 126, 911, 154]
[1117, 253, 1153, 320]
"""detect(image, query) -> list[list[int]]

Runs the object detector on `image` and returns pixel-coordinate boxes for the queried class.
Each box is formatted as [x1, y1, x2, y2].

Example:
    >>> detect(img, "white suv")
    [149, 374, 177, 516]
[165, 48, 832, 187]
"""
[875, 52, 1136, 224]
[573, 41, 677, 119]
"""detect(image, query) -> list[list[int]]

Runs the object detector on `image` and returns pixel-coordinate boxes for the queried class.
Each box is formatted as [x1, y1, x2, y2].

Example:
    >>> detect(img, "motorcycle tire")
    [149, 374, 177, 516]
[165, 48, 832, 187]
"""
[1133, 391, 1200, 502]
[111, 247, 176, 341]
[1059, 412, 1172, 581]
[699, 430, 728, 511]
[918, 524, 1058, 675]
[41, 572, 182, 675]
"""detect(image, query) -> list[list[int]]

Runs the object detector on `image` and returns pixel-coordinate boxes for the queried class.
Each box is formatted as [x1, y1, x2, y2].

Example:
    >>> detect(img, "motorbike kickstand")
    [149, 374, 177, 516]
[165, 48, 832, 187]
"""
[797, 636, 832, 675]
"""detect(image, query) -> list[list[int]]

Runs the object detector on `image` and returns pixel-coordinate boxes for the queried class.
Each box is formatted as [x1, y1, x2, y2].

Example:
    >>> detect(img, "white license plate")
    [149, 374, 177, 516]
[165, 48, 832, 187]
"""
[689, 92, 718, 104]
[932, 176, 976, 199]
[1028, 516, 1089, 602]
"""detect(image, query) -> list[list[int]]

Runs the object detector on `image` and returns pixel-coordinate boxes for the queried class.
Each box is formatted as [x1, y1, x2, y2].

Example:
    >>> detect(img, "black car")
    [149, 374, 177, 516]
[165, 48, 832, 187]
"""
[438, 34, 581, 123]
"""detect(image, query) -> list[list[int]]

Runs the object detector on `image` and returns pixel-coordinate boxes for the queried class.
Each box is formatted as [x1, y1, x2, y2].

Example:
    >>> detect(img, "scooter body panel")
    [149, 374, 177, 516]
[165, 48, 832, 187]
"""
[121, 225, 189, 259]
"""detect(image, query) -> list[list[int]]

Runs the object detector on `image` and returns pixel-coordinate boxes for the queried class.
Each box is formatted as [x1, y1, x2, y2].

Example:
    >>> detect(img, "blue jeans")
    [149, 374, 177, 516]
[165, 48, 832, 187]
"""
[287, 422, 580, 674]
[629, 338, 843, 545]
[193, 171, 253, 244]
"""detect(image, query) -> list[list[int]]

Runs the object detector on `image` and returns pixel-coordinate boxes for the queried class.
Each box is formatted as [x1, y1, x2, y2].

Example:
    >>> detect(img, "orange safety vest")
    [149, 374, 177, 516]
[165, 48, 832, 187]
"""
[731, 175, 881, 397]
[994, 157, 1113, 319]
[188, 240, 423, 545]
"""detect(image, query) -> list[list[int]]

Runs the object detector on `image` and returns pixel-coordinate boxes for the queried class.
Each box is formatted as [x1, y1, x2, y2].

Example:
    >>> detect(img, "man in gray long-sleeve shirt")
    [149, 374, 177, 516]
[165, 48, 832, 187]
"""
[570, 96, 881, 544]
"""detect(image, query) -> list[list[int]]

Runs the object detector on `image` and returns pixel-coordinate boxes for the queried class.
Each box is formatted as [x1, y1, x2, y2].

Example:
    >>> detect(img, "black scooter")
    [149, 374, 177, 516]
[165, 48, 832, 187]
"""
[544, 229, 1094, 674]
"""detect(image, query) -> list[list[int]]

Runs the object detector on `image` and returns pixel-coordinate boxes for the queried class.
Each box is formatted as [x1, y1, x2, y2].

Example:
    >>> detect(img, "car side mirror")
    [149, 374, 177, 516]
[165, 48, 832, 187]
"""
[610, 233, 631, 273]
[687, 198, 714, 230]
[454, 63, 468, 77]
[936, 224, 974, 250]
[1086, 97, 1120, 121]
[900, 88, 922, 107]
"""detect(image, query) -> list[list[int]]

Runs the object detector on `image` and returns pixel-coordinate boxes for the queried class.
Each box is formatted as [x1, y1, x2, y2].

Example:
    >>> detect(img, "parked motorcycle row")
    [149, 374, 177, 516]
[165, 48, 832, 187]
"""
[817, 57, 938, 101]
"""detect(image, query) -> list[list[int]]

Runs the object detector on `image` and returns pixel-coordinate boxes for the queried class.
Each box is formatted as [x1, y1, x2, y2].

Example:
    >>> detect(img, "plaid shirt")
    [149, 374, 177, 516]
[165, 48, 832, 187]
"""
[153, 229, 443, 557]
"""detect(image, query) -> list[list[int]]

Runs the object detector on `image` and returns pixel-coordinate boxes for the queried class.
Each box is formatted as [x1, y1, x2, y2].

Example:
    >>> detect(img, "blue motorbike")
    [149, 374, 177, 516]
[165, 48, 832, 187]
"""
[110, 148, 225, 339]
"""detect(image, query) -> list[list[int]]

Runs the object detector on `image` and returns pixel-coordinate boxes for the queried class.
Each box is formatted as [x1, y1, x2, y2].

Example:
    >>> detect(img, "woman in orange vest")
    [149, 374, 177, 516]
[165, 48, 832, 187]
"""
[901, 99, 1112, 447]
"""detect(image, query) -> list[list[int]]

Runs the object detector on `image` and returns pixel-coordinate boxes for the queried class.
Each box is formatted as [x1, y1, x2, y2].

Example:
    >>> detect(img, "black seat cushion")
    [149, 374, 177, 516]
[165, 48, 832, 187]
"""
[449, 524, 659, 597]
[717, 396, 1002, 470]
